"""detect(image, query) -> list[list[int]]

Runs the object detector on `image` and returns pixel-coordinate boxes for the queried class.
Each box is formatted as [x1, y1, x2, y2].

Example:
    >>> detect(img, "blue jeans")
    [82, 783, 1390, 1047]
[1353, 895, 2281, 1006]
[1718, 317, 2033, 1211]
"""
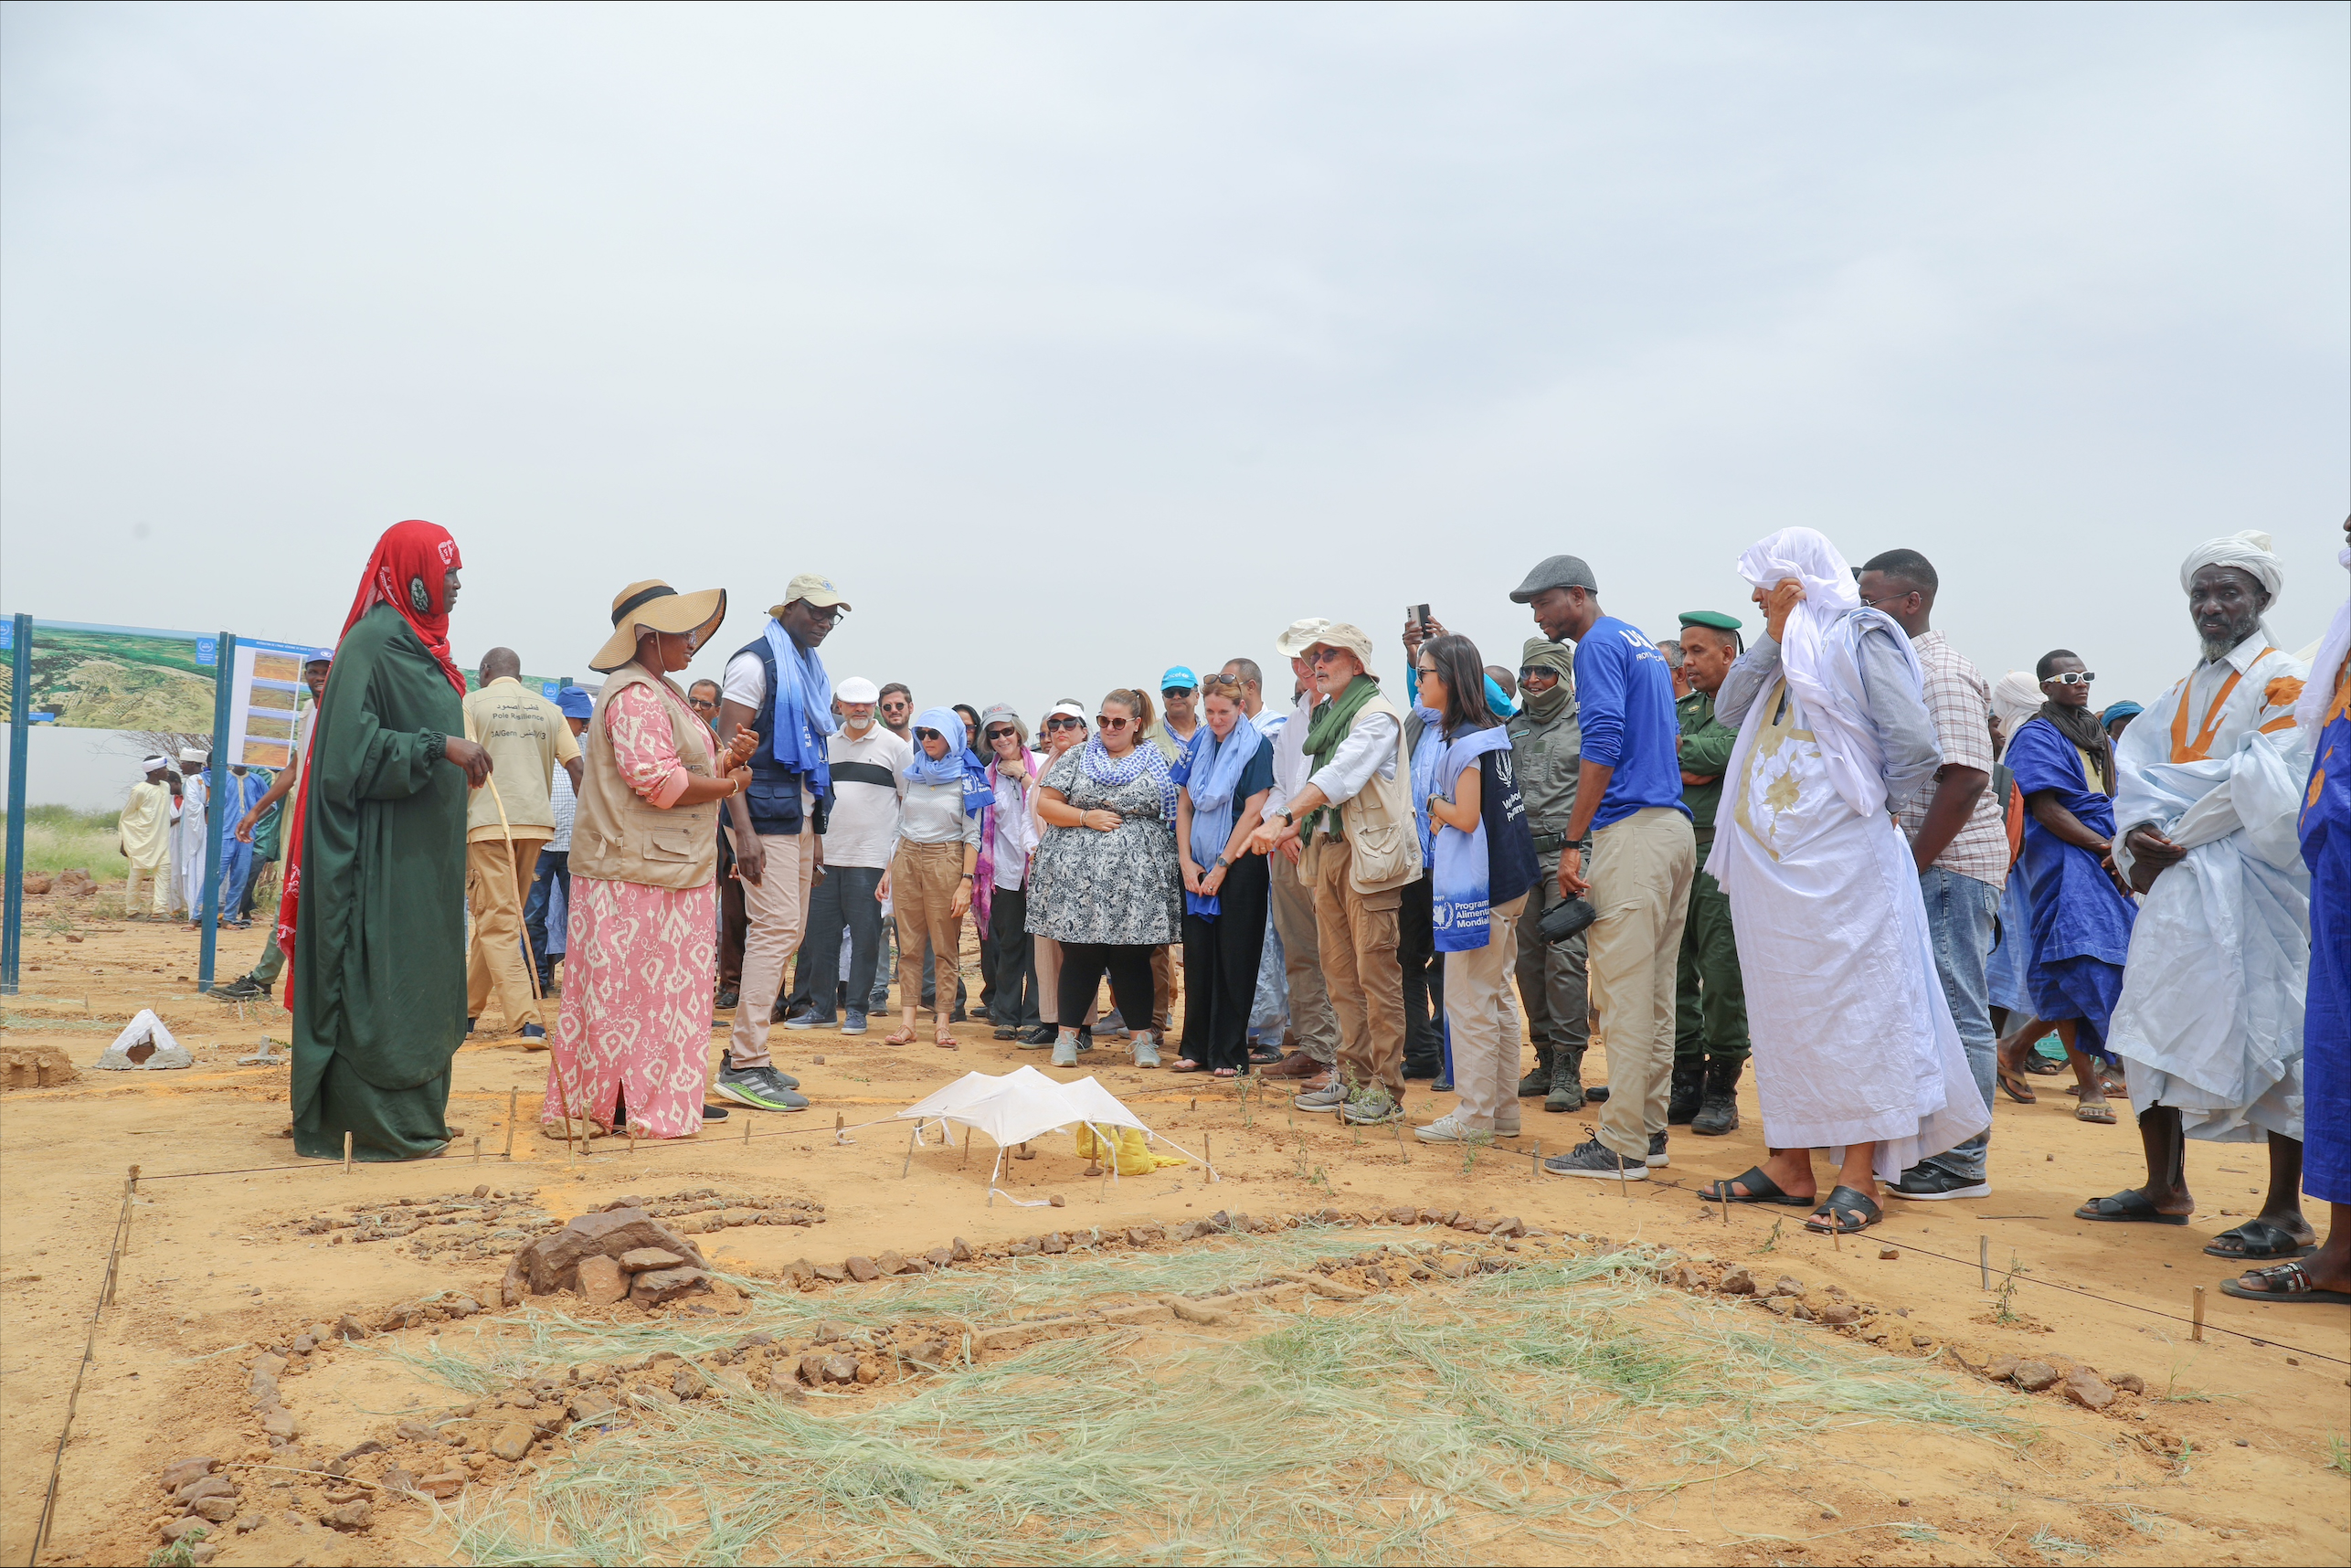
[524, 848, 570, 990]
[1914, 867, 2000, 1182]
[793, 864, 885, 1022]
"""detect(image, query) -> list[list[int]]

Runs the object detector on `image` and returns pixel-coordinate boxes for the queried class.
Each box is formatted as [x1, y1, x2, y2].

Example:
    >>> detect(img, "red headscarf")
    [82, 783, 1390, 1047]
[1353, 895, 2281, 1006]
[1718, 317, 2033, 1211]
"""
[276, 521, 468, 1004]
[343, 519, 468, 698]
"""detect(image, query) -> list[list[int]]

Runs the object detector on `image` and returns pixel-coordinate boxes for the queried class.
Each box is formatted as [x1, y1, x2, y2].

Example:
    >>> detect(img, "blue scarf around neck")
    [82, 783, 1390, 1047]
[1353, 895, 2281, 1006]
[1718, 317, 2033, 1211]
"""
[1171, 720, 1264, 918]
[760, 618, 837, 796]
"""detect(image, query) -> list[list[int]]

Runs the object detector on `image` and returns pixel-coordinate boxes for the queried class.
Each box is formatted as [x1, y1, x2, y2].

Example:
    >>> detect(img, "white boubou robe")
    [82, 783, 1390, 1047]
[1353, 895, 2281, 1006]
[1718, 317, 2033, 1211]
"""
[173, 769, 208, 916]
[2109, 635, 2311, 1142]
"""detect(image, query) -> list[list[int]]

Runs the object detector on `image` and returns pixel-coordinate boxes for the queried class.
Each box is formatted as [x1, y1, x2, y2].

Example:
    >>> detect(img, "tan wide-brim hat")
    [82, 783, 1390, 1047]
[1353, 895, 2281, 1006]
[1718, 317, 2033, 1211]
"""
[1310, 621, 1379, 681]
[589, 579, 729, 673]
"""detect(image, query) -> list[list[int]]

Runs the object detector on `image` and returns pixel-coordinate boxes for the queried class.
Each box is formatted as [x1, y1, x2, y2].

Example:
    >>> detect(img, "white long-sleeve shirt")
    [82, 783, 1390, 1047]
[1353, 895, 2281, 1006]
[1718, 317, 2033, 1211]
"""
[1305, 709, 1400, 808]
[1265, 690, 1319, 817]
[894, 779, 981, 852]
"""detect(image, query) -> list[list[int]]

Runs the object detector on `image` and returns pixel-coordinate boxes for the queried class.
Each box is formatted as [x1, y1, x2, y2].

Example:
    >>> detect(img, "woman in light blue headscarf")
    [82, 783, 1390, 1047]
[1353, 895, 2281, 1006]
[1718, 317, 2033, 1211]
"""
[879, 707, 987, 1048]
[1170, 673, 1276, 1076]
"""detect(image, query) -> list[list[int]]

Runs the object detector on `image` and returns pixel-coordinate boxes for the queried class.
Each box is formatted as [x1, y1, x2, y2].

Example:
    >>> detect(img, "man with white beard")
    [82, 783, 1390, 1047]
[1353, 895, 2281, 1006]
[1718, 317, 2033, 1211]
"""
[1697, 526, 1989, 1235]
[2079, 532, 2314, 1263]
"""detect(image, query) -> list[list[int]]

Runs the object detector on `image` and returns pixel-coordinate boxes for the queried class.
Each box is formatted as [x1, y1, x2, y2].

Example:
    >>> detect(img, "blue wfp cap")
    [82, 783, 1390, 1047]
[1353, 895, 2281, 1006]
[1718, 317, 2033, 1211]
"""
[1160, 665, 1199, 691]
[556, 685, 595, 719]
[305, 647, 334, 665]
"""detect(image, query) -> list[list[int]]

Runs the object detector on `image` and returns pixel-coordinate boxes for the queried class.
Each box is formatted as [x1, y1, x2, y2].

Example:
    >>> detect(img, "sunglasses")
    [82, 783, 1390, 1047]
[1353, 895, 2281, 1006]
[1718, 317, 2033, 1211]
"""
[1045, 715, 1085, 731]
[2044, 672, 2097, 687]
[1414, 664, 1439, 680]
[882, 699, 909, 710]
[689, 697, 716, 709]
[914, 727, 944, 741]
[1096, 715, 1134, 730]
[1161, 688, 1192, 701]
[985, 726, 1017, 742]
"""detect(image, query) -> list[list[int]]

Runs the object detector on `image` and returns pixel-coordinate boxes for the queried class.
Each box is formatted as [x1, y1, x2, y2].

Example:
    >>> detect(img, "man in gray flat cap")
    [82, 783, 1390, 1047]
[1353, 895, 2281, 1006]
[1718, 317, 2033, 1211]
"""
[1510, 555, 1602, 605]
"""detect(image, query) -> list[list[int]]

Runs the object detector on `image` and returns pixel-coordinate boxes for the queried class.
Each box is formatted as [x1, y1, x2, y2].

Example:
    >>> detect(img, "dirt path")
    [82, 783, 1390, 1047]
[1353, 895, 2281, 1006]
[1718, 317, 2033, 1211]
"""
[3, 895, 2346, 1564]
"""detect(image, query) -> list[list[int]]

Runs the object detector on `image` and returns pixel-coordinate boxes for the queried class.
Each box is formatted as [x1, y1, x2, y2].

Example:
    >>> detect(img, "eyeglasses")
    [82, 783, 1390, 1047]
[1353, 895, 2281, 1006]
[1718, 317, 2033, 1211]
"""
[914, 727, 943, 741]
[881, 699, 909, 710]
[984, 726, 1016, 742]
[688, 697, 716, 711]
[1310, 647, 1350, 664]
[1045, 715, 1085, 731]
[1859, 591, 1918, 609]
[1414, 664, 1439, 680]
[1096, 715, 1133, 730]
[2043, 672, 2096, 687]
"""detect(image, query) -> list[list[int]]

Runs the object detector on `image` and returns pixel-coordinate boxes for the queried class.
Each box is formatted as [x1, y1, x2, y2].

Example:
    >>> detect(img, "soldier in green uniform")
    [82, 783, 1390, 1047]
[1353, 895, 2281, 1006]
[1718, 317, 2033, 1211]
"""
[1669, 610, 1750, 1135]
[1508, 636, 1593, 1111]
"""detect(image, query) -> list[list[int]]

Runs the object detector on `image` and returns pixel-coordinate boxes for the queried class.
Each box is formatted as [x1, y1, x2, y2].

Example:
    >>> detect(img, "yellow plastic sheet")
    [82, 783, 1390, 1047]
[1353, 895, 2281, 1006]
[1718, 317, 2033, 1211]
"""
[1072, 1123, 1186, 1175]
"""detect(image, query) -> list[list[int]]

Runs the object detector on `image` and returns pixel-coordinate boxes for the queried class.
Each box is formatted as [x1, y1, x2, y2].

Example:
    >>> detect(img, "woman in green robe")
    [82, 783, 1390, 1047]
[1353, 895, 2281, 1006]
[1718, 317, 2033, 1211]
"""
[286, 520, 492, 1160]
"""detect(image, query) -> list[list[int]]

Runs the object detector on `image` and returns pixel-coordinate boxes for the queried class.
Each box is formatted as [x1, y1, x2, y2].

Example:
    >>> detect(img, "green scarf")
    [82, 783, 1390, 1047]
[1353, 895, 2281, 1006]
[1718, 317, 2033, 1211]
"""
[1520, 638, 1574, 725]
[1299, 674, 1382, 841]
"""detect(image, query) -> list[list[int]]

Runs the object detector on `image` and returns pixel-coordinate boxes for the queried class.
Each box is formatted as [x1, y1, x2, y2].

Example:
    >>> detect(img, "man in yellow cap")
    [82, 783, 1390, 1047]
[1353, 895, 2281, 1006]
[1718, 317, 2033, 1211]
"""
[712, 572, 848, 1112]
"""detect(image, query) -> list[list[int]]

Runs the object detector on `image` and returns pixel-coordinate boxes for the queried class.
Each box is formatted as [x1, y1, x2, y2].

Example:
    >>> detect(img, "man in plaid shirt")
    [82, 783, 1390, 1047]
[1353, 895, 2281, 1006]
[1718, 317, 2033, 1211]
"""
[1859, 549, 2008, 1201]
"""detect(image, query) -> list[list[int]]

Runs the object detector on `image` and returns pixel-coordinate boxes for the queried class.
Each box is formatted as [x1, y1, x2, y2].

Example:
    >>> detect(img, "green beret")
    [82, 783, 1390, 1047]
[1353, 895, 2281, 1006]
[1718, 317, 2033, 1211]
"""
[1678, 610, 1743, 633]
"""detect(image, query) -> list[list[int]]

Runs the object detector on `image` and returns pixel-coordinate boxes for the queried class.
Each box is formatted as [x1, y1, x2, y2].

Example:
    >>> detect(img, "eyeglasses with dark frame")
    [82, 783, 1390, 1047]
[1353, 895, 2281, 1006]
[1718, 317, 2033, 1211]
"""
[984, 726, 1018, 743]
[914, 727, 944, 741]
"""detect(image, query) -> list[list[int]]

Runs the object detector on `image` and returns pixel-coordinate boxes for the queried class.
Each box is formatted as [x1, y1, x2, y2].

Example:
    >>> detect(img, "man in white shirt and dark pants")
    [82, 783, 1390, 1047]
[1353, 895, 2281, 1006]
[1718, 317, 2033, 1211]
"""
[786, 676, 909, 1036]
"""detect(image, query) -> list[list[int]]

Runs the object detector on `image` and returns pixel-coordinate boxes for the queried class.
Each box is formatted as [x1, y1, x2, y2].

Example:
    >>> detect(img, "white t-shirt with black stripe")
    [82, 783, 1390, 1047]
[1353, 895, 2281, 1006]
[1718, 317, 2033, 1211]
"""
[821, 726, 913, 868]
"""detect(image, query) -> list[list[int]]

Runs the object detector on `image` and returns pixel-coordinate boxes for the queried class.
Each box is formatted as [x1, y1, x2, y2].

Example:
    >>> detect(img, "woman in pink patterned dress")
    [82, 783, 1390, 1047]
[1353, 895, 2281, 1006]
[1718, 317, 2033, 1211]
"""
[544, 579, 756, 1141]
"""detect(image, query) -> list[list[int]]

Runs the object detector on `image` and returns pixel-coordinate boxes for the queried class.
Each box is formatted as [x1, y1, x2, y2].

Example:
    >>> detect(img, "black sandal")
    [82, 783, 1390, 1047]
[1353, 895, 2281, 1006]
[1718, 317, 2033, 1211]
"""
[1699, 1166, 1815, 1206]
[1805, 1185, 1883, 1234]
[2202, 1220, 2316, 1260]
[2074, 1190, 2189, 1225]
[2218, 1260, 2351, 1305]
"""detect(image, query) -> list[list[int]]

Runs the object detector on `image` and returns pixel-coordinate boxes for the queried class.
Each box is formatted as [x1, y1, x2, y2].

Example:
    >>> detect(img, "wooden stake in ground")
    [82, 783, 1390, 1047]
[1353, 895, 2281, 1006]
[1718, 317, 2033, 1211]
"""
[504, 1086, 518, 1159]
[1530, 1139, 1541, 1182]
[902, 1122, 918, 1178]
[473, 1137, 482, 1164]
[343, 1131, 353, 1174]
[1979, 1234, 1990, 1291]
[2191, 1285, 2206, 1341]
[744, 1113, 752, 1148]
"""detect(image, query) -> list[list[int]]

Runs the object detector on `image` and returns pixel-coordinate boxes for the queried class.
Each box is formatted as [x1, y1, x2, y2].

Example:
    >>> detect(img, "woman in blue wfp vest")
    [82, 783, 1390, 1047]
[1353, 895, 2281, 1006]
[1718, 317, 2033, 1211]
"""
[1411, 634, 1540, 1145]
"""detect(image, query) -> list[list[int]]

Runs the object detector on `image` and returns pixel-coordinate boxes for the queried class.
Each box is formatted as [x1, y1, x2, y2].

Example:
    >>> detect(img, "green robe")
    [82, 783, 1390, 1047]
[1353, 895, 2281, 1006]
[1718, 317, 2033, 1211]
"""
[291, 605, 468, 1160]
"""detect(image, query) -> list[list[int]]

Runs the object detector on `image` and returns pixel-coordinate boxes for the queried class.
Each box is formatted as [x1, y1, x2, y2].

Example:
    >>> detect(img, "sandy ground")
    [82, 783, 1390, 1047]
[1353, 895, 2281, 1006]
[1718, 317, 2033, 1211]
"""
[3, 890, 2346, 1566]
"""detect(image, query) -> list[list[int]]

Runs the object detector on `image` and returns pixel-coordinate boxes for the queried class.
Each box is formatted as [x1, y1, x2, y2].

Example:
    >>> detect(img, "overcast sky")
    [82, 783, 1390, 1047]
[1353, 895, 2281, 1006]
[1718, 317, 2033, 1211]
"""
[5, 1, 2346, 807]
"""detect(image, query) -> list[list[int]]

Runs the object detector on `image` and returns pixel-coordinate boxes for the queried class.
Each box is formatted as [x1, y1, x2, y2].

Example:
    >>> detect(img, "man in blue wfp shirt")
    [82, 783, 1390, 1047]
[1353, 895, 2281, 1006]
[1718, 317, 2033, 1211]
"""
[1511, 555, 1697, 1181]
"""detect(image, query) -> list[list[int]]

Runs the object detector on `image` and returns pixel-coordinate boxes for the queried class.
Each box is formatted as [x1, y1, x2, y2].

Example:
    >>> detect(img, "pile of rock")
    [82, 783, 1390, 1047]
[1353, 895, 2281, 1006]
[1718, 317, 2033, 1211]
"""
[152, 1457, 249, 1557]
[501, 1202, 712, 1308]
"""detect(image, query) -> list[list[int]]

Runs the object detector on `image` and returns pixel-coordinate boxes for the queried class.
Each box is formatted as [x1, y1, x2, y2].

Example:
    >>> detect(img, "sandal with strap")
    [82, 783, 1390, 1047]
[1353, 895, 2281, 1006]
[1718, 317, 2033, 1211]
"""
[2219, 1260, 2351, 1305]
[933, 1027, 958, 1049]
[1805, 1184, 1883, 1234]
[2074, 1189, 2188, 1224]
[2202, 1220, 2316, 1260]
[2073, 1099, 2117, 1124]
[885, 1026, 917, 1046]
[1699, 1166, 1815, 1206]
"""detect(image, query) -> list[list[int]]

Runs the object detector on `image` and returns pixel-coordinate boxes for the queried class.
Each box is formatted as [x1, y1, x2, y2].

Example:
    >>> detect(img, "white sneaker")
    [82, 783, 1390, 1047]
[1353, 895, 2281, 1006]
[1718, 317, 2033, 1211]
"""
[1051, 1033, 1080, 1067]
[1414, 1113, 1495, 1146]
[1492, 1109, 1522, 1138]
[1133, 1034, 1162, 1069]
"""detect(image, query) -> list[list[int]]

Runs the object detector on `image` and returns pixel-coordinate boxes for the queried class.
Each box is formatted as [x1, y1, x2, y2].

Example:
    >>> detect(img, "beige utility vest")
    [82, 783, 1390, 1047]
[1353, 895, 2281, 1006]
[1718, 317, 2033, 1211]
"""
[569, 663, 720, 891]
[1308, 691, 1423, 895]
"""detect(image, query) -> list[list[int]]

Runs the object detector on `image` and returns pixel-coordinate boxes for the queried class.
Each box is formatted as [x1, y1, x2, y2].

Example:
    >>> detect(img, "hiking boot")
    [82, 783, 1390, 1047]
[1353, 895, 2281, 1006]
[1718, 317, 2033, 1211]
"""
[1546, 1046, 1586, 1113]
[1294, 1080, 1349, 1115]
[1051, 1033, 1081, 1067]
[1647, 1130, 1670, 1168]
[1543, 1136, 1647, 1180]
[1017, 1024, 1056, 1047]
[1519, 1041, 1555, 1098]
[1341, 1085, 1404, 1126]
[993, 1025, 1019, 1041]
[1667, 1061, 1706, 1125]
[840, 1011, 869, 1036]
[1414, 1113, 1494, 1146]
[714, 1063, 809, 1112]
[1691, 1056, 1742, 1136]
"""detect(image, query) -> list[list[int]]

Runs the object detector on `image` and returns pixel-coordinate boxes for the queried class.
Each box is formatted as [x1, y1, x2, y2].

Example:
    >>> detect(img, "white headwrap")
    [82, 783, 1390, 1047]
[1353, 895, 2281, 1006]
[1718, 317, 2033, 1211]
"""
[178, 747, 207, 765]
[1733, 525, 1922, 817]
[2297, 540, 2350, 735]
[1991, 672, 2041, 758]
[2181, 529, 2285, 644]
[140, 754, 171, 772]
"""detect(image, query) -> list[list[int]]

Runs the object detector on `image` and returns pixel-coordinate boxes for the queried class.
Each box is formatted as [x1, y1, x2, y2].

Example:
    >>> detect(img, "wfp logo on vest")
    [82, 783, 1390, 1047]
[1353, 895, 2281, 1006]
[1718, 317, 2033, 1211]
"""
[1494, 754, 1515, 786]
[1430, 898, 1488, 931]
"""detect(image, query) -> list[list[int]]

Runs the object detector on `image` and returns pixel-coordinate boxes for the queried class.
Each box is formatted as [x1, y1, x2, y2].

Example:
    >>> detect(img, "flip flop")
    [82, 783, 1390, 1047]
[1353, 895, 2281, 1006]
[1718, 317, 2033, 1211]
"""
[2202, 1220, 2316, 1260]
[1996, 1069, 2039, 1106]
[2218, 1261, 2351, 1305]
[1805, 1185, 1883, 1234]
[2073, 1100, 2117, 1124]
[1699, 1166, 1816, 1206]
[2075, 1190, 2189, 1224]
[884, 1027, 917, 1046]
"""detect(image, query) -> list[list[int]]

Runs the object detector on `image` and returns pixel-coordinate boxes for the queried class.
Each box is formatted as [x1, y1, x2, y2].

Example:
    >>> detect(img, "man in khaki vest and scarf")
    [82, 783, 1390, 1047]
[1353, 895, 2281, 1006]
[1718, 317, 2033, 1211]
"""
[1251, 621, 1423, 1126]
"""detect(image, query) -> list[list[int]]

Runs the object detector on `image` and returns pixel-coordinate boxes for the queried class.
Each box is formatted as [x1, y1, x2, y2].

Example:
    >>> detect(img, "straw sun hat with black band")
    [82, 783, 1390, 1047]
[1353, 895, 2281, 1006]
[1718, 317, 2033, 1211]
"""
[589, 579, 729, 673]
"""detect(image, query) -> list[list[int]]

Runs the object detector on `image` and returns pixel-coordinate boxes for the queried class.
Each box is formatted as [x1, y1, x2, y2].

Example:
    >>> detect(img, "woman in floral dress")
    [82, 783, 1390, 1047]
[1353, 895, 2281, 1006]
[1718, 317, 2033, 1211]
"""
[1029, 688, 1182, 1067]
[544, 578, 756, 1141]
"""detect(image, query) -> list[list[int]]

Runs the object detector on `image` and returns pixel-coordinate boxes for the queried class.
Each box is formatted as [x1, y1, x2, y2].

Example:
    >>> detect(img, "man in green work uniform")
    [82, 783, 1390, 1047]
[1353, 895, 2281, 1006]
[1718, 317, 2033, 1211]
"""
[1508, 635, 1594, 1112]
[1670, 610, 1750, 1136]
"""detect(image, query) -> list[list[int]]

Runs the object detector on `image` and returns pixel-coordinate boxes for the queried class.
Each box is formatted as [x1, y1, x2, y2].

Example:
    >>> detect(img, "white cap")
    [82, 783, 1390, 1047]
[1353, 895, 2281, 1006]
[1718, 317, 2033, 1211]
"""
[1050, 700, 1088, 722]
[835, 675, 880, 703]
[178, 747, 207, 764]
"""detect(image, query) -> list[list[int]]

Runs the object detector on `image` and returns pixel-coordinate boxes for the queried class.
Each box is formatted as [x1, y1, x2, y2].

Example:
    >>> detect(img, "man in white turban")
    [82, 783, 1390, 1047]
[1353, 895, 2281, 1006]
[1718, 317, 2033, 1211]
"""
[1697, 527, 1989, 1234]
[2079, 531, 2315, 1263]
[118, 757, 176, 917]
[173, 747, 210, 924]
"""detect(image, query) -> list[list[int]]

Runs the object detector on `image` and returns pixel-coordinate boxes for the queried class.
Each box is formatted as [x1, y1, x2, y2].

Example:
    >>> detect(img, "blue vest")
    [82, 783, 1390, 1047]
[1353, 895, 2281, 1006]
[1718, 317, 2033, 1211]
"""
[736, 637, 831, 837]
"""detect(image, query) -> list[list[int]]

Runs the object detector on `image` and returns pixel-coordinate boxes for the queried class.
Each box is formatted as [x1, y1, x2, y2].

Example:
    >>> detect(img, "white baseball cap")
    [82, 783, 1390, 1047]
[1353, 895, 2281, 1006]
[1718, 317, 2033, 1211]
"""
[835, 675, 880, 703]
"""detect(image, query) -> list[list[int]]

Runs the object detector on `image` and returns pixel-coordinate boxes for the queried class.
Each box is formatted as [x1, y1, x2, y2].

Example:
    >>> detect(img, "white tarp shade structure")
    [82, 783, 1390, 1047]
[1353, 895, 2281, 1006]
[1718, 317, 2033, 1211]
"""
[895, 1065, 1210, 1202]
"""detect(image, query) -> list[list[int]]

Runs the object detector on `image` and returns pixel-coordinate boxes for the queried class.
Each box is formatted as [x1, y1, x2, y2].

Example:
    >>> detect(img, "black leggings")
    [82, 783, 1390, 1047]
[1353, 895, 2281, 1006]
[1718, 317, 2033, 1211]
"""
[1056, 942, 1159, 1036]
[1180, 853, 1271, 1071]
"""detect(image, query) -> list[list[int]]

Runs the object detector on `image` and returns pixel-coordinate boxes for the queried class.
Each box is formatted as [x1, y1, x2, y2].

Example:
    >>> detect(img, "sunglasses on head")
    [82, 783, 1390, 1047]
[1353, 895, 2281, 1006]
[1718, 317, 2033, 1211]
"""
[1045, 715, 1085, 730]
[1096, 715, 1133, 730]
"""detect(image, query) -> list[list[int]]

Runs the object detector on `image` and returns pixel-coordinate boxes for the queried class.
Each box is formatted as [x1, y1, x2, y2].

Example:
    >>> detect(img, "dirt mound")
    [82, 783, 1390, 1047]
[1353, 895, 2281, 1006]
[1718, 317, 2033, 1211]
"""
[0, 1044, 79, 1089]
